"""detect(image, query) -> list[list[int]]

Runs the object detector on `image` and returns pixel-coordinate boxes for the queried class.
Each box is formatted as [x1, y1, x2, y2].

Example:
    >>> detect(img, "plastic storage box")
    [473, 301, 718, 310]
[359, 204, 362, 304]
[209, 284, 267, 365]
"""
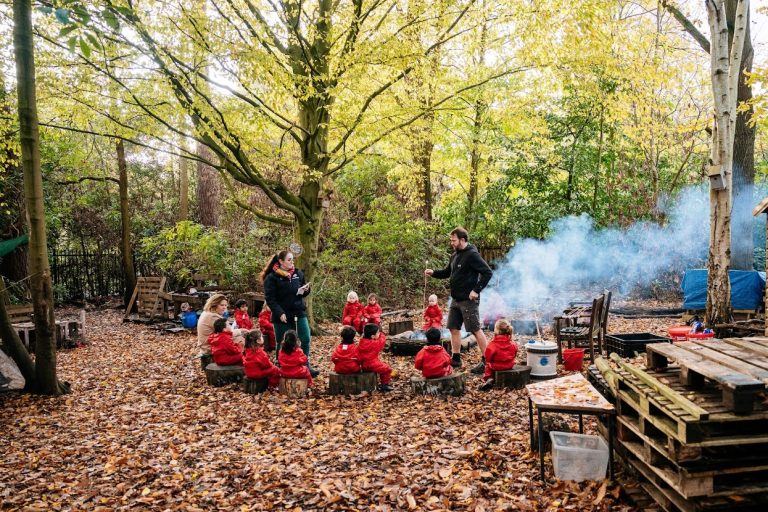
[605, 333, 671, 358]
[550, 431, 609, 482]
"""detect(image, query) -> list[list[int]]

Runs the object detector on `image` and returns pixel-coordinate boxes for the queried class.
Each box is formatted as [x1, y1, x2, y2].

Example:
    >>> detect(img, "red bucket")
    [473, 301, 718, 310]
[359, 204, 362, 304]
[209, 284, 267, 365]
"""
[562, 348, 585, 371]
[668, 326, 690, 342]
[687, 331, 715, 340]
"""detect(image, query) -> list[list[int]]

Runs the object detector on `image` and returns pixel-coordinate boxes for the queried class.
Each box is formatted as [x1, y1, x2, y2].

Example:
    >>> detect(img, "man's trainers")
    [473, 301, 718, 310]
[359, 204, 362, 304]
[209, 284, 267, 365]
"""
[379, 384, 394, 392]
[307, 363, 320, 378]
[451, 355, 462, 369]
[479, 378, 495, 391]
[470, 361, 485, 375]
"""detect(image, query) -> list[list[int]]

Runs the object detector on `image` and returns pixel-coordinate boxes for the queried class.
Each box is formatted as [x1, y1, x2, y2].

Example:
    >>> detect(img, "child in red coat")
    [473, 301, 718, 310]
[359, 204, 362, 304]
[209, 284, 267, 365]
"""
[342, 291, 365, 333]
[415, 327, 453, 379]
[242, 331, 280, 389]
[278, 330, 312, 386]
[358, 323, 393, 392]
[208, 318, 243, 366]
[331, 326, 361, 374]
[422, 294, 443, 331]
[258, 304, 276, 351]
[363, 293, 382, 326]
[479, 319, 518, 390]
[233, 299, 255, 330]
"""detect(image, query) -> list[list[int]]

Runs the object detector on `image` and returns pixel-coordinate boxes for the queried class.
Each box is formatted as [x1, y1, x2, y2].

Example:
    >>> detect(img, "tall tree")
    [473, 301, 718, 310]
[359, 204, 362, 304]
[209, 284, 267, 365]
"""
[116, 139, 136, 304]
[13, 0, 63, 394]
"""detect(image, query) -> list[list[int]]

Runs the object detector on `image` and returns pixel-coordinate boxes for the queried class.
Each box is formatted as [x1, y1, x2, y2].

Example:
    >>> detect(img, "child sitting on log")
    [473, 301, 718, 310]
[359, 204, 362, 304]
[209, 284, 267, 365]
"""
[331, 326, 362, 374]
[422, 294, 443, 331]
[342, 291, 365, 334]
[258, 304, 276, 351]
[415, 327, 453, 379]
[358, 323, 393, 392]
[243, 330, 280, 389]
[278, 330, 312, 386]
[208, 318, 244, 366]
[362, 293, 382, 326]
[479, 318, 517, 391]
[233, 299, 255, 330]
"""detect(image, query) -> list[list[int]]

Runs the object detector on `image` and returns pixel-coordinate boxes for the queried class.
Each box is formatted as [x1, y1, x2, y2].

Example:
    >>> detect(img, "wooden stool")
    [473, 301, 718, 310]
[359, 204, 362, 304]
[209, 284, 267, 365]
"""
[205, 363, 244, 386]
[279, 378, 308, 398]
[410, 372, 466, 396]
[199, 354, 213, 371]
[328, 372, 377, 395]
[242, 378, 269, 394]
[494, 365, 532, 390]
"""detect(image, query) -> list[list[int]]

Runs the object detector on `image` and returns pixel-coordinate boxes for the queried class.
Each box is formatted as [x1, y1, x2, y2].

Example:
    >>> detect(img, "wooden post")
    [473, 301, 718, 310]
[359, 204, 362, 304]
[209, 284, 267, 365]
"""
[751, 197, 768, 336]
[328, 372, 378, 395]
[279, 377, 308, 398]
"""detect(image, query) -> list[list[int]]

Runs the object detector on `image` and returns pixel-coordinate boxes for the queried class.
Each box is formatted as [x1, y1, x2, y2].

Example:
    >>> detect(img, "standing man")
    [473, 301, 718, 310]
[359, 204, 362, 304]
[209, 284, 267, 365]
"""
[425, 227, 493, 373]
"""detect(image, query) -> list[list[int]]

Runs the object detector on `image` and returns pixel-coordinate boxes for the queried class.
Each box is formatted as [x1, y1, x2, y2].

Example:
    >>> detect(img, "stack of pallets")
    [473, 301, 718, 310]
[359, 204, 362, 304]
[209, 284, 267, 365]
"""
[590, 337, 768, 512]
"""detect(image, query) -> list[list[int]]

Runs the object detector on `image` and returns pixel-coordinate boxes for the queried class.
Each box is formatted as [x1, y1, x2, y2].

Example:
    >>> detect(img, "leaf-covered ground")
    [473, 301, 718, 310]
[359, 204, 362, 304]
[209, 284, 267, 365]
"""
[1, 304, 680, 511]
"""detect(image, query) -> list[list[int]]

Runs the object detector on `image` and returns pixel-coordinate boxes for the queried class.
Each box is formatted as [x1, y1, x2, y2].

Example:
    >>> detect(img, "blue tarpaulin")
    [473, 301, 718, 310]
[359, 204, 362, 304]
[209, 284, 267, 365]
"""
[681, 269, 766, 310]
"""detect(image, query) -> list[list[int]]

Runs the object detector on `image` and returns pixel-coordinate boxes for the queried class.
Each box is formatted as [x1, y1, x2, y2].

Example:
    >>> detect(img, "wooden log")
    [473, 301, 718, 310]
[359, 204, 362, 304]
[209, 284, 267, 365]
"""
[610, 353, 709, 420]
[327, 372, 378, 395]
[594, 357, 619, 391]
[279, 377, 309, 398]
[242, 377, 269, 394]
[389, 319, 414, 336]
[410, 372, 466, 396]
[494, 365, 531, 389]
[205, 363, 243, 386]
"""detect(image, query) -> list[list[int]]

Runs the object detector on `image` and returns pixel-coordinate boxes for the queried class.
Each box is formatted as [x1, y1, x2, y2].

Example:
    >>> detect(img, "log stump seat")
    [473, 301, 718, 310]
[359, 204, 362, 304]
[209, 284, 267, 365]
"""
[494, 365, 532, 390]
[279, 377, 309, 398]
[410, 372, 466, 396]
[242, 377, 269, 394]
[205, 363, 244, 386]
[327, 372, 378, 395]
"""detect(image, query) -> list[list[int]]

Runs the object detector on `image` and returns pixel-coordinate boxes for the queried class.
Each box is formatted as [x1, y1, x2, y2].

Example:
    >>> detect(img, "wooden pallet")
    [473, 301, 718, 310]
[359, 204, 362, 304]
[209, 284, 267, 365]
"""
[646, 342, 766, 414]
[124, 276, 168, 322]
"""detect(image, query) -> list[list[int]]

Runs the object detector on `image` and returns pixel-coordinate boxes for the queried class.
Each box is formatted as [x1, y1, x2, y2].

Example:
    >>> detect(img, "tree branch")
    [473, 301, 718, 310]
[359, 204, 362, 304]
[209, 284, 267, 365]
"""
[219, 172, 293, 226]
[55, 175, 119, 185]
[662, 0, 711, 53]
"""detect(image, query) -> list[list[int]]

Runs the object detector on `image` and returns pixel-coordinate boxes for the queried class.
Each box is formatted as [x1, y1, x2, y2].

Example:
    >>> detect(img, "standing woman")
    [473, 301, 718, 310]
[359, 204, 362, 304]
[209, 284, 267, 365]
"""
[261, 251, 318, 377]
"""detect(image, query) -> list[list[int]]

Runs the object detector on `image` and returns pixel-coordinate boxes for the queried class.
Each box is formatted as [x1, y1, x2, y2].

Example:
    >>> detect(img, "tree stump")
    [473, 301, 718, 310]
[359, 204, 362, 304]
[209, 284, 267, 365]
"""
[205, 363, 244, 386]
[410, 372, 466, 396]
[199, 353, 213, 371]
[327, 372, 378, 395]
[494, 365, 532, 390]
[279, 377, 309, 398]
[242, 377, 269, 394]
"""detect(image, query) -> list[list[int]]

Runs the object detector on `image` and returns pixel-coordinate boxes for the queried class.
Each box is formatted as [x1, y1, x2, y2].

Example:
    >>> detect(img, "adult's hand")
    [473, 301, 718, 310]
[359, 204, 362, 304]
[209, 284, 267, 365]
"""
[469, 290, 479, 301]
[424, 269, 434, 277]
[280, 313, 287, 323]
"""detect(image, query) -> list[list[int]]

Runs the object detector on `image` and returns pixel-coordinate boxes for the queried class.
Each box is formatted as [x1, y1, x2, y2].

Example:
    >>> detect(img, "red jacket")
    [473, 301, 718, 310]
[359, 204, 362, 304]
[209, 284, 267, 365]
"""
[234, 310, 254, 330]
[342, 302, 364, 322]
[278, 348, 309, 378]
[363, 303, 382, 324]
[484, 334, 518, 371]
[331, 343, 361, 374]
[415, 345, 453, 378]
[358, 332, 386, 367]
[423, 304, 443, 329]
[258, 309, 273, 331]
[208, 330, 243, 366]
[243, 346, 276, 379]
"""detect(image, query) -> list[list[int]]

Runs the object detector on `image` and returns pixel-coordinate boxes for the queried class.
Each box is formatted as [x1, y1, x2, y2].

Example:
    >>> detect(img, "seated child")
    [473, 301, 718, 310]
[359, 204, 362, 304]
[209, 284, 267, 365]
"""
[242, 330, 280, 389]
[422, 294, 443, 331]
[278, 330, 312, 386]
[342, 291, 365, 334]
[415, 327, 453, 379]
[258, 304, 276, 351]
[362, 293, 382, 326]
[233, 299, 255, 330]
[208, 318, 243, 366]
[358, 323, 393, 392]
[479, 318, 518, 391]
[331, 326, 361, 374]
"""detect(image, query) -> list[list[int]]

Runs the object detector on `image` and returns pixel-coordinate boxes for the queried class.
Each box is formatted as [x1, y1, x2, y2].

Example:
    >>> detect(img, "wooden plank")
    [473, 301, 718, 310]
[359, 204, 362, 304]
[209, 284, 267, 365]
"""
[678, 342, 768, 382]
[694, 340, 768, 372]
[741, 337, 768, 349]
[123, 284, 140, 320]
[723, 337, 768, 358]
[610, 353, 708, 420]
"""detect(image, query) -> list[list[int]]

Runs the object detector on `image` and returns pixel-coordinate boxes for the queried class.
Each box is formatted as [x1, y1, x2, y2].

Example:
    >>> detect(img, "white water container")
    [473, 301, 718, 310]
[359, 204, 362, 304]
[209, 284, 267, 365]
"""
[526, 339, 558, 378]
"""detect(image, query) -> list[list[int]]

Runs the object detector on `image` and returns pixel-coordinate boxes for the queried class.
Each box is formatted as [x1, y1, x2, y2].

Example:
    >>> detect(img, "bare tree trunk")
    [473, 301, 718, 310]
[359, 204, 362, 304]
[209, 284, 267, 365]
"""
[591, 109, 604, 214]
[468, 98, 485, 231]
[412, 114, 435, 221]
[116, 140, 136, 304]
[179, 155, 189, 221]
[13, 0, 61, 395]
[196, 143, 219, 227]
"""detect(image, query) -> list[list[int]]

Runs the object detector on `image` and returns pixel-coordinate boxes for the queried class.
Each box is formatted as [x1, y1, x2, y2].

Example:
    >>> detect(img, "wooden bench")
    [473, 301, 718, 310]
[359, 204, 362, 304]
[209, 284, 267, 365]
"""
[494, 365, 531, 390]
[646, 342, 765, 414]
[11, 309, 86, 352]
[410, 372, 466, 396]
[7, 303, 33, 323]
[328, 372, 378, 395]
[205, 363, 244, 386]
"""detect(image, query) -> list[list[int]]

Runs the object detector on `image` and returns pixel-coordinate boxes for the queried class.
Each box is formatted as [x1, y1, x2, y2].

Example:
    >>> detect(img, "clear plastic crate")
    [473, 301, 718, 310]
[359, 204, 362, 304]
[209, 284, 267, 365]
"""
[549, 431, 609, 482]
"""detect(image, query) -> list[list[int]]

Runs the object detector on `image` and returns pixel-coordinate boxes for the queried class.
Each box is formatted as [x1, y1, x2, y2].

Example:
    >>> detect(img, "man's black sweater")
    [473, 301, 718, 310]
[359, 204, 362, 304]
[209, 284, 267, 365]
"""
[432, 244, 493, 301]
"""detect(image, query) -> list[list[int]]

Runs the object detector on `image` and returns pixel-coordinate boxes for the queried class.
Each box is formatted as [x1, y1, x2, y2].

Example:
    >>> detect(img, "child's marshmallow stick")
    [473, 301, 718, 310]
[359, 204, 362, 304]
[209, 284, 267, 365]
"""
[423, 259, 429, 307]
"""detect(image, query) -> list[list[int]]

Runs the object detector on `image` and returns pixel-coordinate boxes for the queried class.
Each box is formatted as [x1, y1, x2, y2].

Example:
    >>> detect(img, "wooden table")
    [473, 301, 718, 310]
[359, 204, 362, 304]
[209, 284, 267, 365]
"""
[526, 373, 615, 481]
